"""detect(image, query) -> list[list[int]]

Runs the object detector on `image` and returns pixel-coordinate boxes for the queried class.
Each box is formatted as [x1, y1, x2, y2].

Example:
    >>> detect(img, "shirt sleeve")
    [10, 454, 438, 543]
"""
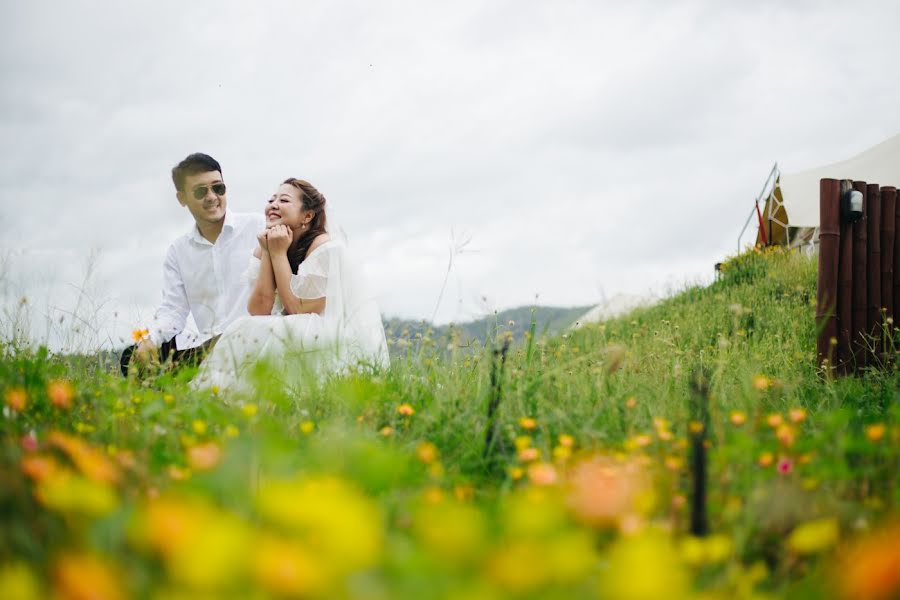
[149, 245, 189, 345]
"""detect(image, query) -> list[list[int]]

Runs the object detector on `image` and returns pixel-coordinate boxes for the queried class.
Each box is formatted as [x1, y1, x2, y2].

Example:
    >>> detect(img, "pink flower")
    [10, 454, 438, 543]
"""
[777, 457, 793, 475]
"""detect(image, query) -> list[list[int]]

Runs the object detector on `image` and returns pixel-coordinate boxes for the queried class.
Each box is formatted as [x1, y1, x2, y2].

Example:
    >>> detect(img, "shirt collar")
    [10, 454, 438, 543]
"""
[189, 211, 235, 245]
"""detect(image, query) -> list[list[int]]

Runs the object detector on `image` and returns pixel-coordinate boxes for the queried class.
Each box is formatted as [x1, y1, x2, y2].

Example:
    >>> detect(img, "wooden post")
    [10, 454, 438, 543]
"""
[817, 179, 841, 370]
[838, 180, 855, 373]
[881, 187, 897, 362]
[882, 186, 897, 328]
[867, 184, 881, 357]
[852, 181, 869, 369]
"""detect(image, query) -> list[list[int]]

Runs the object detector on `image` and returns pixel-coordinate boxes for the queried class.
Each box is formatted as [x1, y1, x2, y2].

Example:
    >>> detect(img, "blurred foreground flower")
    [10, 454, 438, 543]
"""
[253, 535, 329, 597]
[257, 476, 383, 573]
[48, 431, 120, 484]
[865, 423, 886, 442]
[0, 562, 41, 600]
[397, 403, 415, 416]
[36, 472, 118, 517]
[413, 497, 487, 566]
[187, 442, 222, 471]
[787, 517, 839, 555]
[601, 532, 689, 600]
[54, 553, 125, 600]
[839, 522, 900, 600]
[566, 455, 651, 529]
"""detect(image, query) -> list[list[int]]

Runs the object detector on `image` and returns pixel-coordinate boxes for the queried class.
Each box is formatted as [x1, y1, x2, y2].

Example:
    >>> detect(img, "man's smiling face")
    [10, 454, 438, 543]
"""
[177, 170, 227, 226]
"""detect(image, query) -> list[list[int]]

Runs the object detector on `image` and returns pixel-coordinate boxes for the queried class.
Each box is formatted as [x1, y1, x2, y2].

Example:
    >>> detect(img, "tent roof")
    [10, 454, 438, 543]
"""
[780, 133, 900, 228]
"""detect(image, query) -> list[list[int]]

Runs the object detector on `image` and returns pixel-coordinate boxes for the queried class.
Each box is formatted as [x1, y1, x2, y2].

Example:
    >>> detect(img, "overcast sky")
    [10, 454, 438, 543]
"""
[2, 0, 899, 351]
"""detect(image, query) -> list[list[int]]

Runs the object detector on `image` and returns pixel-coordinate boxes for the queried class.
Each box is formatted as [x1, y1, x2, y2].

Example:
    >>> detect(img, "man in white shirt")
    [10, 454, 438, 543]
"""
[121, 153, 265, 376]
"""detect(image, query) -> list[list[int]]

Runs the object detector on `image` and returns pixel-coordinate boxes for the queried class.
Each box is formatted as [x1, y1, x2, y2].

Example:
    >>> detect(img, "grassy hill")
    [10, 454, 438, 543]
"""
[0, 246, 897, 599]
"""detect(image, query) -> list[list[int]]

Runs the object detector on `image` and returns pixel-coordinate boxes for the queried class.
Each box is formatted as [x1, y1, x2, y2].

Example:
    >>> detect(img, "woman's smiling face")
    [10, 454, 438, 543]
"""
[265, 183, 309, 228]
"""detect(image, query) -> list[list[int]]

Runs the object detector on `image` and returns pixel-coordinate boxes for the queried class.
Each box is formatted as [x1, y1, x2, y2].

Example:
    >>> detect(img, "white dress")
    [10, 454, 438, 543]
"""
[192, 240, 389, 392]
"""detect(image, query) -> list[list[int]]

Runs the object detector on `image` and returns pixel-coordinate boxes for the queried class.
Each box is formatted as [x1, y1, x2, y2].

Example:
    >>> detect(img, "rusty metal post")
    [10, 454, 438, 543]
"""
[837, 180, 854, 372]
[852, 181, 869, 369]
[817, 179, 841, 370]
[881, 187, 897, 362]
[867, 184, 881, 359]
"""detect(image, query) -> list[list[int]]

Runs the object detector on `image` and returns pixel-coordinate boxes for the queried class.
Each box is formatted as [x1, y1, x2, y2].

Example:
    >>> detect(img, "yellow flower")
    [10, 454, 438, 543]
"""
[514, 435, 532, 451]
[688, 421, 704, 435]
[47, 379, 74, 409]
[866, 423, 886, 442]
[517, 447, 540, 462]
[131, 328, 150, 342]
[625, 396, 637, 409]
[4, 388, 27, 412]
[787, 517, 839, 555]
[518, 417, 537, 430]
[192, 420, 207, 435]
[416, 441, 439, 464]
[558, 434, 575, 448]
[553, 445, 572, 461]
[242, 403, 258, 417]
[508, 466, 524, 480]
[413, 499, 487, 566]
[752, 375, 771, 391]
[163, 394, 174, 404]
[758, 452, 774, 467]
[299, 420, 315, 434]
[379, 426, 393, 437]
[224, 425, 239, 438]
[0, 562, 41, 600]
[601, 533, 689, 600]
[397, 403, 415, 416]
[37, 472, 119, 516]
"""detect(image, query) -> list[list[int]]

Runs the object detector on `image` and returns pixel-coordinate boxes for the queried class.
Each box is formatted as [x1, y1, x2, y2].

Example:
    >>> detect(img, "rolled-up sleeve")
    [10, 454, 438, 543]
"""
[149, 245, 189, 345]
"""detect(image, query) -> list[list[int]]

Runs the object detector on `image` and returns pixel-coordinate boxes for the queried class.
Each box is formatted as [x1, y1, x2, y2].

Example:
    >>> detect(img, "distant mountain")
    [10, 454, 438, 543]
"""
[382, 305, 593, 353]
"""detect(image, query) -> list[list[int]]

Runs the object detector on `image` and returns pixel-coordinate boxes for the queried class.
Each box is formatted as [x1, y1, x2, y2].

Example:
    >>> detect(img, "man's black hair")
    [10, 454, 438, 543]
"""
[171, 153, 222, 191]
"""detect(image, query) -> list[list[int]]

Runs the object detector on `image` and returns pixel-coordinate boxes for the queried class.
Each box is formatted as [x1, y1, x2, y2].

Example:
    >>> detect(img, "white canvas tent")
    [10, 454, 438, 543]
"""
[739, 133, 900, 249]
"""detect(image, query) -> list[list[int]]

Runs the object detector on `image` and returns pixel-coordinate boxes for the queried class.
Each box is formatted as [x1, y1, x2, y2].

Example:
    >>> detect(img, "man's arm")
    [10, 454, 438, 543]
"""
[147, 245, 190, 346]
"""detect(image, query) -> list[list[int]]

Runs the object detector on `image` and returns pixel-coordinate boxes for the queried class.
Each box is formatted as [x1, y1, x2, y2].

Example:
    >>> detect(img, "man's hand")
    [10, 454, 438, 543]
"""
[133, 338, 159, 367]
[266, 224, 292, 255]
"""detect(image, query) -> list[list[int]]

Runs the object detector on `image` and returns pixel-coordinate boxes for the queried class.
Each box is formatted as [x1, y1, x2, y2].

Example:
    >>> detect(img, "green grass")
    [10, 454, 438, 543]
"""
[0, 247, 898, 599]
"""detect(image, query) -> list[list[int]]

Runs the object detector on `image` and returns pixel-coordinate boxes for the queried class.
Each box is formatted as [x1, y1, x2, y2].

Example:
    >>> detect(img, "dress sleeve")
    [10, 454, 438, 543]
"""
[290, 245, 330, 299]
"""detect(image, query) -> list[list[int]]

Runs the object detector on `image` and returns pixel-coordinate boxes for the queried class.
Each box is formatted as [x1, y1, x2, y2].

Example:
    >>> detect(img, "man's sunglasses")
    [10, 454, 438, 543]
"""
[191, 183, 227, 200]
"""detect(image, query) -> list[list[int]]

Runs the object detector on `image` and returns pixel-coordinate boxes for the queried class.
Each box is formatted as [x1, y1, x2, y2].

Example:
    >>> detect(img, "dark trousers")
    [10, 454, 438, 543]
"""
[119, 336, 218, 377]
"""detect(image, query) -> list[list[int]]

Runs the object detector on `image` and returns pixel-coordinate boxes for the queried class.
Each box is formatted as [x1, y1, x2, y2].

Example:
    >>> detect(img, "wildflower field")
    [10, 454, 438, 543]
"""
[1, 247, 898, 600]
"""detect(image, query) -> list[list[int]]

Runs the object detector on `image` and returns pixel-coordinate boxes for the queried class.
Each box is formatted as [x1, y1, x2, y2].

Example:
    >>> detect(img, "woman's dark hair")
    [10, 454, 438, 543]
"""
[283, 178, 328, 273]
[172, 153, 222, 191]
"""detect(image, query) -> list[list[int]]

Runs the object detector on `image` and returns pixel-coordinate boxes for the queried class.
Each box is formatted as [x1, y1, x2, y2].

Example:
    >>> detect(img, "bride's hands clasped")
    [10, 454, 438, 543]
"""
[266, 224, 292, 254]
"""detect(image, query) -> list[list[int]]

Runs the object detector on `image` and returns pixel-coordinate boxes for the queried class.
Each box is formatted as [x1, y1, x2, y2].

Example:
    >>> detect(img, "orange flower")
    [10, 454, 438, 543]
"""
[54, 553, 125, 600]
[729, 411, 747, 426]
[397, 404, 415, 417]
[758, 452, 774, 467]
[48, 431, 120, 484]
[866, 424, 886, 442]
[517, 447, 540, 462]
[766, 413, 783, 428]
[131, 328, 150, 343]
[789, 408, 807, 423]
[752, 375, 771, 391]
[625, 396, 637, 409]
[839, 523, 900, 600]
[4, 388, 27, 412]
[518, 417, 537, 431]
[566, 455, 648, 527]
[526, 462, 558, 486]
[47, 380, 74, 409]
[558, 434, 575, 448]
[187, 442, 222, 471]
[21, 455, 62, 481]
[776, 424, 796, 448]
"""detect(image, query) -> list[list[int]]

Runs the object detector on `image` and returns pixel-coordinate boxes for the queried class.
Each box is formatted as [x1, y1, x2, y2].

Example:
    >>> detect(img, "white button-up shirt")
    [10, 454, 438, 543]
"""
[149, 211, 265, 348]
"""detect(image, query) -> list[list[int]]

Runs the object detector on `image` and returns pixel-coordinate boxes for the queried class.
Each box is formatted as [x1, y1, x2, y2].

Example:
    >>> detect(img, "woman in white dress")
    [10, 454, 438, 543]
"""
[193, 178, 389, 391]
